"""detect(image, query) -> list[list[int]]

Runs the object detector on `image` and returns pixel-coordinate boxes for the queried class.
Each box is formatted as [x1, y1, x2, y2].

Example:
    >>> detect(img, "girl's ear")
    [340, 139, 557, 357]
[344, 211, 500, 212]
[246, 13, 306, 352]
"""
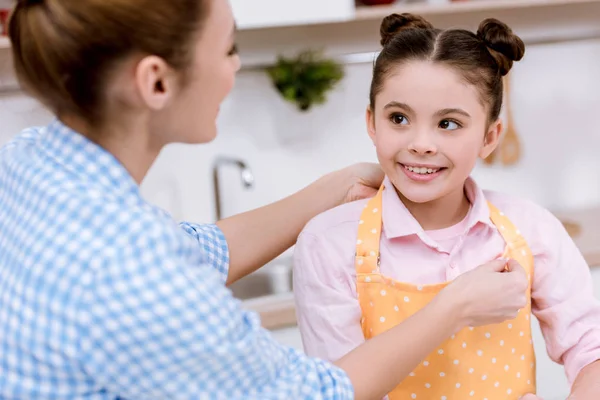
[366, 107, 376, 144]
[480, 118, 502, 159]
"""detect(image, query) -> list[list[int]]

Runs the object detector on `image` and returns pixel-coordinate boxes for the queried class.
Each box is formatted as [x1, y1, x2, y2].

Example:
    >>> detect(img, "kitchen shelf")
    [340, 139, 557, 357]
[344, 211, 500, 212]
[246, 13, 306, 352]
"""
[236, 0, 600, 69]
[354, 0, 600, 21]
[2, 1, 600, 68]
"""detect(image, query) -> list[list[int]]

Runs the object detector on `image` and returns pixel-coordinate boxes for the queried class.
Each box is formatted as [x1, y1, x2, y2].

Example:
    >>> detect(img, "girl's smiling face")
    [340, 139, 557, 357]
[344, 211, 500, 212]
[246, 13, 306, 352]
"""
[367, 60, 502, 206]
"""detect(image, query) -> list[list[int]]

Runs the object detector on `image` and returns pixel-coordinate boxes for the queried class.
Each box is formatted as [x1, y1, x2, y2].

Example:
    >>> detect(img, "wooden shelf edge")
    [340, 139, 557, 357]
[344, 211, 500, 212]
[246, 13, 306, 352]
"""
[243, 292, 298, 330]
[237, 0, 600, 32]
[3, 2, 600, 64]
[553, 205, 600, 267]
[236, 0, 600, 71]
[354, 0, 600, 20]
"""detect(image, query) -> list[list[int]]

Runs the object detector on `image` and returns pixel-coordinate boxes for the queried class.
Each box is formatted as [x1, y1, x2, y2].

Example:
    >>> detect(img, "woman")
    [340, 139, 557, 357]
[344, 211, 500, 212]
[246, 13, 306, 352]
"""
[0, 0, 530, 399]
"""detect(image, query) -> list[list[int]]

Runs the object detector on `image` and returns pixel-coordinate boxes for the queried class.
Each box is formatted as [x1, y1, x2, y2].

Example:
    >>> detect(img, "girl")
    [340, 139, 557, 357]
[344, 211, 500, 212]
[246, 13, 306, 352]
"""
[0, 1, 530, 399]
[294, 13, 600, 400]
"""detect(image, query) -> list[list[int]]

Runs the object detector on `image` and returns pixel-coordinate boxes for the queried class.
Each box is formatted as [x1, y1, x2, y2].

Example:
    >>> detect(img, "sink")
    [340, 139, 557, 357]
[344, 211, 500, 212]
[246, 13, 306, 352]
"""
[229, 257, 294, 300]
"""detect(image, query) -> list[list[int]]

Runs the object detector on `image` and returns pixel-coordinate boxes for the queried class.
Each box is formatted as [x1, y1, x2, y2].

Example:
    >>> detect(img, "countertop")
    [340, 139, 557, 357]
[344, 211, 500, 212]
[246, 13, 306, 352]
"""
[246, 207, 600, 330]
[554, 206, 600, 266]
[243, 292, 297, 330]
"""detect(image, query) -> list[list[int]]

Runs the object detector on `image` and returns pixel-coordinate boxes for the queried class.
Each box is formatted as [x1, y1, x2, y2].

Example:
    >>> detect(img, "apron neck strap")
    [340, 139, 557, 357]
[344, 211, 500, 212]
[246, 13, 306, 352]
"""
[487, 201, 528, 251]
[355, 185, 385, 274]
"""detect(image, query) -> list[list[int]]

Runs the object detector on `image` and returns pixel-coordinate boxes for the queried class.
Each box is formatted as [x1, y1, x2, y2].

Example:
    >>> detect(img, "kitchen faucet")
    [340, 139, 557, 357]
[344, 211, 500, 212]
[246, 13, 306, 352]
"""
[212, 156, 254, 221]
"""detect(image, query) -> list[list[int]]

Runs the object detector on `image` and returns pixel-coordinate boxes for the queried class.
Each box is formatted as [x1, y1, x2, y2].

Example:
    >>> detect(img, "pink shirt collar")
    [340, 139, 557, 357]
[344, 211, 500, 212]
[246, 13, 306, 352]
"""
[381, 175, 495, 239]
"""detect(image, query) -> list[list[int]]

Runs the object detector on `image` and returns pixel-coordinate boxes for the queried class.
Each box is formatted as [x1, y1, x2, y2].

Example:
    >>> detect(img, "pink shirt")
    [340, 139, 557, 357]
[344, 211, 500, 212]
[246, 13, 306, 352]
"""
[293, 176, 600, 384]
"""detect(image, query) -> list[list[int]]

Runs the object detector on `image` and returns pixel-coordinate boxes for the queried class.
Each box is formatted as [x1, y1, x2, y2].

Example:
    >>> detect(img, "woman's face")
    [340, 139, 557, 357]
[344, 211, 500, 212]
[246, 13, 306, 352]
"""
[150, 0, 240, 145]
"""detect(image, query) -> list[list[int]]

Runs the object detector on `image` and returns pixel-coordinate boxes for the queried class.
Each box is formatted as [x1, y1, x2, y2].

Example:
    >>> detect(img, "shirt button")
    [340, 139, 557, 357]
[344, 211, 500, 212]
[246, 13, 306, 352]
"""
[450, 262, 457, 269]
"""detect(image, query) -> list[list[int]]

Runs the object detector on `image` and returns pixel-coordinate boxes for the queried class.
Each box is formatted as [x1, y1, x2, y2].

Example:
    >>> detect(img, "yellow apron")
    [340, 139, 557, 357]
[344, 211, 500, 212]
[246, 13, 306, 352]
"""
[356, 185, 536, 399]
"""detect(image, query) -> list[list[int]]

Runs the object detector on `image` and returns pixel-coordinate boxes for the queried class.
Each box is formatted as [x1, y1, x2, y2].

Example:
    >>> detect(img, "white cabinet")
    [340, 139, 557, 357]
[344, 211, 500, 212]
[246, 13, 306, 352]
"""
[230, 0, 355, 30]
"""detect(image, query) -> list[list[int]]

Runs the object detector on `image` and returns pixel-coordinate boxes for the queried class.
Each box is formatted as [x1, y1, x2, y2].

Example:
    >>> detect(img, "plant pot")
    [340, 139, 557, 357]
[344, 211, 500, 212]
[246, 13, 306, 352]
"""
[360, 0, 396, 5]
[0, 9, 9, 36]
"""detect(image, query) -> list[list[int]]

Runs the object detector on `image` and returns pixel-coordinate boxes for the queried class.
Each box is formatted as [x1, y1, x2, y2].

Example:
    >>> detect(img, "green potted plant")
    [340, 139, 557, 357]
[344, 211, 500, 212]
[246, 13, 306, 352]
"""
[267, 50, 344, 112]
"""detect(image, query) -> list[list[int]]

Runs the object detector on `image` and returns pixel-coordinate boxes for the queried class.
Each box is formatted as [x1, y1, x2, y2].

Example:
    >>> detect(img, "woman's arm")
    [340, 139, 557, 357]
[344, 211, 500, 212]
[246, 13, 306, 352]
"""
[87, 217, 528, 400]
[337, 290, 459, 399]
[217, 163, 384, 285]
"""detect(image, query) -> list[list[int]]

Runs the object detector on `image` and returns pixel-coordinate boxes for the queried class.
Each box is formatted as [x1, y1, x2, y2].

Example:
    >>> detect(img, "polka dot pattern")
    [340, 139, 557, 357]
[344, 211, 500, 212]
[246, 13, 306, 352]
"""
[355, 186, 536, 399]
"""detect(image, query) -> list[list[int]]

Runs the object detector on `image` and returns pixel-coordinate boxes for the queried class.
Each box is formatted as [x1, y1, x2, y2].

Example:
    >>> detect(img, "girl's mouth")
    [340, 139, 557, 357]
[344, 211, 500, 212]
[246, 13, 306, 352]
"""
[400, 163, 447, 182]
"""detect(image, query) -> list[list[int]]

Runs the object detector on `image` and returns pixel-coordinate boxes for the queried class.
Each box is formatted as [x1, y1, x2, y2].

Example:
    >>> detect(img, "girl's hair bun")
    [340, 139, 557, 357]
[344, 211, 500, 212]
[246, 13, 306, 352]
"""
[380, 13, 434, 47]
[477, 18, 525, 76]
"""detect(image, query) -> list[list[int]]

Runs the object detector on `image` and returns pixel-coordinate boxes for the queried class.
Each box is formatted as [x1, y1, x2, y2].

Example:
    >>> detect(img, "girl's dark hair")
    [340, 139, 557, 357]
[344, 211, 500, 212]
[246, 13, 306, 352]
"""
[370, 13, 525, 123]
[9, 0, 209, 124]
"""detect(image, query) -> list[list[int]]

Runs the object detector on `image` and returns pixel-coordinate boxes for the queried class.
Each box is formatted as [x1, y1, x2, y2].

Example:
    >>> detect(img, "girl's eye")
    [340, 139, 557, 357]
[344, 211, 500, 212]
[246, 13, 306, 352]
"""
[390, 113, 408, 125]
[228, 44, 238, 56]
[439, 119, 460, 130]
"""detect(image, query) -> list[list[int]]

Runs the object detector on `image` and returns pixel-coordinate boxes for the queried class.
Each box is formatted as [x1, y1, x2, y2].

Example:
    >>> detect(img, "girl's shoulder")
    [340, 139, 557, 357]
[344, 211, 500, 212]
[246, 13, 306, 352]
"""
[482, 189, 566, 246]
[302, 198, 370, 238]
[482, 189, 552, 220]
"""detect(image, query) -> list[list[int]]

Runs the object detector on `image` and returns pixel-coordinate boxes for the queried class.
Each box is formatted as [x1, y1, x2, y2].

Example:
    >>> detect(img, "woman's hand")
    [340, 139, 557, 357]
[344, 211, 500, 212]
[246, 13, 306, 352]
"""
[339, 162, 384, 203]
[220, 162, 383, 284]
[438, 258, 529, 329]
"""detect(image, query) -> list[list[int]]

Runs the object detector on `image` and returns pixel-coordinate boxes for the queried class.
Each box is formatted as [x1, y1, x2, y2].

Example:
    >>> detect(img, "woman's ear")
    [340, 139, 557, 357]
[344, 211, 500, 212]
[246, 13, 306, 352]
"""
[366, 107, 376, 144]
[479, 118, 502, 159]
[134, 55, 178, 111]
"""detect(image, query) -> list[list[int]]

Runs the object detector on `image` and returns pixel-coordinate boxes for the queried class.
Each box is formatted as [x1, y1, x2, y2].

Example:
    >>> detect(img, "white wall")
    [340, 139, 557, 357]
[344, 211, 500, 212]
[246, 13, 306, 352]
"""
[138, 37, 600, 222]
[2, 39, 600, 224]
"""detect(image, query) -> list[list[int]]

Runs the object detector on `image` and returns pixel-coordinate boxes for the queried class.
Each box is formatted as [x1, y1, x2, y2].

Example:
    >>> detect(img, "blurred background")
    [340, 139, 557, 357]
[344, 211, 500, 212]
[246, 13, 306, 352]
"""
[2, 1, 600, 398]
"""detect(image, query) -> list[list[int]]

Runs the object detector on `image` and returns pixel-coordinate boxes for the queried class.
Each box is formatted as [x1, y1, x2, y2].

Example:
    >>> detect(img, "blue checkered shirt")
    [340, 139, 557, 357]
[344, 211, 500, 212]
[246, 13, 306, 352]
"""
[0, 120, 354, 399]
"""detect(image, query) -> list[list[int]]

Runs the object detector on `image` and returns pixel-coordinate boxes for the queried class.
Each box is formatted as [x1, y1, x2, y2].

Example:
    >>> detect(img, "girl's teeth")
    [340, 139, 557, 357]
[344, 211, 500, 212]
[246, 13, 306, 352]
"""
[405, 165, 440, 174]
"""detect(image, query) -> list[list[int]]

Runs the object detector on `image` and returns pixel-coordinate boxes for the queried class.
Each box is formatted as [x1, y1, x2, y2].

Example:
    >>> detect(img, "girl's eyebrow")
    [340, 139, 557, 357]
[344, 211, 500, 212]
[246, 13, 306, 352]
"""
[434, 108, 471, 118]
[383, 101, 414, 114]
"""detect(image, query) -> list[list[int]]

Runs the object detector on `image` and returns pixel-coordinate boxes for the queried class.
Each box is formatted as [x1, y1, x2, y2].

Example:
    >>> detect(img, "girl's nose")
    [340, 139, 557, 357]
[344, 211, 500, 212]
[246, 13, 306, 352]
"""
[408, 130, 437, 155]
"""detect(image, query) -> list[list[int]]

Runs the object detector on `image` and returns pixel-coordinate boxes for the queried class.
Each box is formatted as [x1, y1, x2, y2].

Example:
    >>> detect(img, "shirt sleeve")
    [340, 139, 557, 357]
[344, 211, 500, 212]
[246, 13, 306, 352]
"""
[75, 225, 353, 400]
[530, 208, 600, 383]
[179, 222, 230, 284]
[293, 231, 366, 362]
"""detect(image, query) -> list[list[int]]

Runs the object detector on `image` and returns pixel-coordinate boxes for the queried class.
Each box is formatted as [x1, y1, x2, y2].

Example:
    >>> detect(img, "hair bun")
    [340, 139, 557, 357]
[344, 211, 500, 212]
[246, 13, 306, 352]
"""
[380, 13, 433, 47]
[477, 18, 525, 76]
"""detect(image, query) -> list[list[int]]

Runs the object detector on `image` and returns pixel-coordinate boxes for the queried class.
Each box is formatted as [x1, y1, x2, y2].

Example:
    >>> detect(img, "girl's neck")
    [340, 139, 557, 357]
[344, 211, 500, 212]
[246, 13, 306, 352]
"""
[396, 183, 471, 231]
